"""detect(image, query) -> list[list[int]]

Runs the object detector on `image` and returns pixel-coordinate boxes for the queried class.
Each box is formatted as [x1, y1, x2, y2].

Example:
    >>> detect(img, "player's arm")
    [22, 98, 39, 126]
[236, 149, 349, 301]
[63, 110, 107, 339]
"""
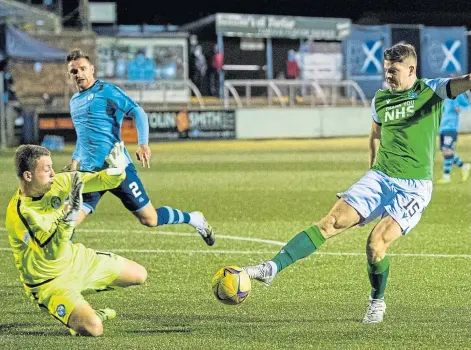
[17, 206, 74, 259]
[457, 93, 471, 110]
[70, 159, 79, 171]
[79, 170, 125, 193]
[109, 85, 151, 168]
[71, 142, 81, 170]
[369, 121, 381, 169]
[54, 170, 124, 195]
[56, 142, 127, 194]
[66, 120, 83, 171]
[18, 173, 85, 259]
[369, 96, 382, 168]
[129, 106, 151, 168]
[61, 145, 80, 172]
[449, 75, 471, 98]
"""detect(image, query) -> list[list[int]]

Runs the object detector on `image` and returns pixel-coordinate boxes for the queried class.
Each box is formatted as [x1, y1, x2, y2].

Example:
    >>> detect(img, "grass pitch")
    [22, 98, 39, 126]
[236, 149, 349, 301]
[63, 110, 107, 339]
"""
[0, 136, 470, 349]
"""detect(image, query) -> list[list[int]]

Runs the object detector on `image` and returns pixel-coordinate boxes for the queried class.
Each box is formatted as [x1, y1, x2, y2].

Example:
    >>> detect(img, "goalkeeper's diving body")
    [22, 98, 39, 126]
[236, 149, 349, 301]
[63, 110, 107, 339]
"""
[5, 143, 147, 336]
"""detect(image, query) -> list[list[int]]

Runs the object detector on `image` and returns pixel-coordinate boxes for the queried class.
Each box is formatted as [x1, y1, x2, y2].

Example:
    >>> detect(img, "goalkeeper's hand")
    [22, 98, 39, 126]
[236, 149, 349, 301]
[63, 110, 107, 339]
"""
[105, 141, 127, 175]
[63, 171, 83, 226]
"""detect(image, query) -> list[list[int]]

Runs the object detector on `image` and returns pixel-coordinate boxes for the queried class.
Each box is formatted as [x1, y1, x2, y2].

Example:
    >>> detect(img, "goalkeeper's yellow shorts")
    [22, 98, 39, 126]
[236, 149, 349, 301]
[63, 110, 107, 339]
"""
[23, 243, 125, 326]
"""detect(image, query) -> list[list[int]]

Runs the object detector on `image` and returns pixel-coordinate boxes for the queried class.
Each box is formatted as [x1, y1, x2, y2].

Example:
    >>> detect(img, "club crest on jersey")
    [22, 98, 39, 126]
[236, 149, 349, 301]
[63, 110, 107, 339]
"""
[408, 92, 417, 99]
[386, 99, 391, 104]
[56, 304, 66, 317]
[23, 231, 30, 243]
[51, 196, 62, 209]
[87, 93, 94, 101]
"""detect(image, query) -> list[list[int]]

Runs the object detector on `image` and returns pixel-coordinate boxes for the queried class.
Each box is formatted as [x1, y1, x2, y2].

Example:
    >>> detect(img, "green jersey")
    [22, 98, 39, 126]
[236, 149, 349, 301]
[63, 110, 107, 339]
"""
[5, 170, 125, 287]
[372, 78, 450, 180]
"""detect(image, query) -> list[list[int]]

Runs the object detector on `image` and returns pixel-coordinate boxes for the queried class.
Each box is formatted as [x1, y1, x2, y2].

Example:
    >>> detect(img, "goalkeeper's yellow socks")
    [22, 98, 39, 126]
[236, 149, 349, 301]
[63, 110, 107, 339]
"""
[156, 206, 191, 226]
[272, 225, 325, 272]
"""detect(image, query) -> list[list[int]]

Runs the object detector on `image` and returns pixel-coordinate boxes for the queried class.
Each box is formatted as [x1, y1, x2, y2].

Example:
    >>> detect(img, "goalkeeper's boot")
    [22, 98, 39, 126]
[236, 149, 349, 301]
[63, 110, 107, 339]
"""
[69, 308, 117, 336]
[190, 211, 215, 246]
[95, 308, 117, 322]
[362, 298, 386, 323]
[461, 163, 471, 183]
[243, 261, 276, 286]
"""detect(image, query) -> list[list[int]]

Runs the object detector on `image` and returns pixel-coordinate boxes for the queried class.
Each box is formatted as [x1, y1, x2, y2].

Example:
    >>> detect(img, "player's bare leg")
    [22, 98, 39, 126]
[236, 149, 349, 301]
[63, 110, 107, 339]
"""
[317, 198, 361, 238]
[244, 199, 361, 285]
[436, 149, 454, 184]
[134, 202, 158, 226]
[109, 259, 148, 287]
[362, 216, 402, 324]
[68, 303, 104, 336]
[68, 260, 146, 336]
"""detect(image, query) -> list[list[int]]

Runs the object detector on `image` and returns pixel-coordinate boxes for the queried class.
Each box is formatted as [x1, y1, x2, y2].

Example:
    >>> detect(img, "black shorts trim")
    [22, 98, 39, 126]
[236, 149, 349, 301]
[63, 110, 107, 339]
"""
[24, 277, 56, 288]
[96, 251, 111, 257]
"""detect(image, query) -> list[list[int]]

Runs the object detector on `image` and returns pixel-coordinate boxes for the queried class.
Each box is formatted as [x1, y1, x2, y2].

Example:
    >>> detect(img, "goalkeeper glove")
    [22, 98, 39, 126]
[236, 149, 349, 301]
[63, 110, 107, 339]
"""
[105, 141, 127, 175]
[63, 171, 83, 226]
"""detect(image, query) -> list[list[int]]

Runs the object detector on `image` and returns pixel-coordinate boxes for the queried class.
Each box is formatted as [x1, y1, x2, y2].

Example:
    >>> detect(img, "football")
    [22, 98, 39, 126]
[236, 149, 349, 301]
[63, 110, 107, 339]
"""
[212, 266, 251, 305]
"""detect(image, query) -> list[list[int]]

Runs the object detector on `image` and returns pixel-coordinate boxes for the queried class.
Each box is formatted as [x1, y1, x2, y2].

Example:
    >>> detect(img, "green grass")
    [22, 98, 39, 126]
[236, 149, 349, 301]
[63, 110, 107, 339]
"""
[0, 137, 470, 349]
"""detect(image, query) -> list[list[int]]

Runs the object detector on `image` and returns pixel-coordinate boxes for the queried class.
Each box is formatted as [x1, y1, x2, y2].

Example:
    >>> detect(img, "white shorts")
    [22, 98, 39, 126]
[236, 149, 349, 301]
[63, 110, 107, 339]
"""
[337, 170, 433, 234]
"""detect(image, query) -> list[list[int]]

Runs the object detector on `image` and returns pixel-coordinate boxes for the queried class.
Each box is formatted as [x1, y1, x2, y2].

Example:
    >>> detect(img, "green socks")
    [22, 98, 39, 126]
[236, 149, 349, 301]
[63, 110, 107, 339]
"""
[272, 225, 326, 272]
[270, 224, 390, 301]
[367, 256, 390, 299]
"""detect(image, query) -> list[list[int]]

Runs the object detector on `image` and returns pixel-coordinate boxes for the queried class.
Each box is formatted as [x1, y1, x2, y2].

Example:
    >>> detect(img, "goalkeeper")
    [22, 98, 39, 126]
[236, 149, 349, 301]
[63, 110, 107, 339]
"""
[5, 142, 147, 337]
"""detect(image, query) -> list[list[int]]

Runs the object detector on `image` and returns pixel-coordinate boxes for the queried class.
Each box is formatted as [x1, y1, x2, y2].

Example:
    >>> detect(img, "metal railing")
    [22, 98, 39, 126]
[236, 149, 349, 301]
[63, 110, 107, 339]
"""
[317, 80, 369, 107]
[223, 79, 369, 108]
[61, 79, 205, 109]
[39, 79, 368, 111]
[106, 79, 205, 108]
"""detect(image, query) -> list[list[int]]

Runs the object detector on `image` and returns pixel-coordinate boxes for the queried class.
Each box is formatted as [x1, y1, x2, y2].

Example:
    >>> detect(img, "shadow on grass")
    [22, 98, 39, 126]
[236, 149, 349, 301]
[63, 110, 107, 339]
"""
[0, 322, 67, 336]
[128, 328, 192, 334]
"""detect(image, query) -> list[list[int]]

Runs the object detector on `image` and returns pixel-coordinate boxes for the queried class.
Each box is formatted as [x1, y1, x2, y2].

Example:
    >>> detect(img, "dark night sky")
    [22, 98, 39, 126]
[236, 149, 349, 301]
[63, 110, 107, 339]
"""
[57, 0, 471, 26]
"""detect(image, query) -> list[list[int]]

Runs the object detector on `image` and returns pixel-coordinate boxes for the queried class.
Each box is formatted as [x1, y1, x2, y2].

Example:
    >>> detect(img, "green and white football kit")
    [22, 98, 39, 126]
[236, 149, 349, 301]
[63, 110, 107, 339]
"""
[338, 78, 450, 234]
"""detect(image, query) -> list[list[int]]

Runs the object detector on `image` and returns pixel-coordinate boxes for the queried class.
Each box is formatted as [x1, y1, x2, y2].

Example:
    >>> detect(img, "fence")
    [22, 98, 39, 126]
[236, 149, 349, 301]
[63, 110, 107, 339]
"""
[223, 79, 368, 108]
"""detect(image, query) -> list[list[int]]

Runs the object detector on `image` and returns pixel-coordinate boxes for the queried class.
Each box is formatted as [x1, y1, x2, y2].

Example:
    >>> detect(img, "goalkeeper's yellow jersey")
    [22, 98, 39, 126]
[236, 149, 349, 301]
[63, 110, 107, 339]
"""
[5, 170, 125, 287]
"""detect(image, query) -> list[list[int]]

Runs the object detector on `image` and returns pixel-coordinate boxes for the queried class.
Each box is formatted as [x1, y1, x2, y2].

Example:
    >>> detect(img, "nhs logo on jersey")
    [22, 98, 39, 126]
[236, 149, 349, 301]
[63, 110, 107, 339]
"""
[384, 100, 416, 122]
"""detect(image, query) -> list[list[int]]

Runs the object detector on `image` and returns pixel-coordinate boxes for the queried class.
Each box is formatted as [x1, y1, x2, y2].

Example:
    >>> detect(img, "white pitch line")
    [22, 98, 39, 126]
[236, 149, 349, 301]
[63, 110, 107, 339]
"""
[0, 247, 470, 259]
[0, 247, 273, 254]
[0, 227, 470, 258]
[0, 227, 287, 247]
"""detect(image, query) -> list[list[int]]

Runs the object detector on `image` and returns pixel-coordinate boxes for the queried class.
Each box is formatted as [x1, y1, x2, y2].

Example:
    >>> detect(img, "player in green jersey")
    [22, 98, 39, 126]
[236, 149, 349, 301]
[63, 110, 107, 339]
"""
[5, 143, 147, 336]
[241, 43, 471, 323]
